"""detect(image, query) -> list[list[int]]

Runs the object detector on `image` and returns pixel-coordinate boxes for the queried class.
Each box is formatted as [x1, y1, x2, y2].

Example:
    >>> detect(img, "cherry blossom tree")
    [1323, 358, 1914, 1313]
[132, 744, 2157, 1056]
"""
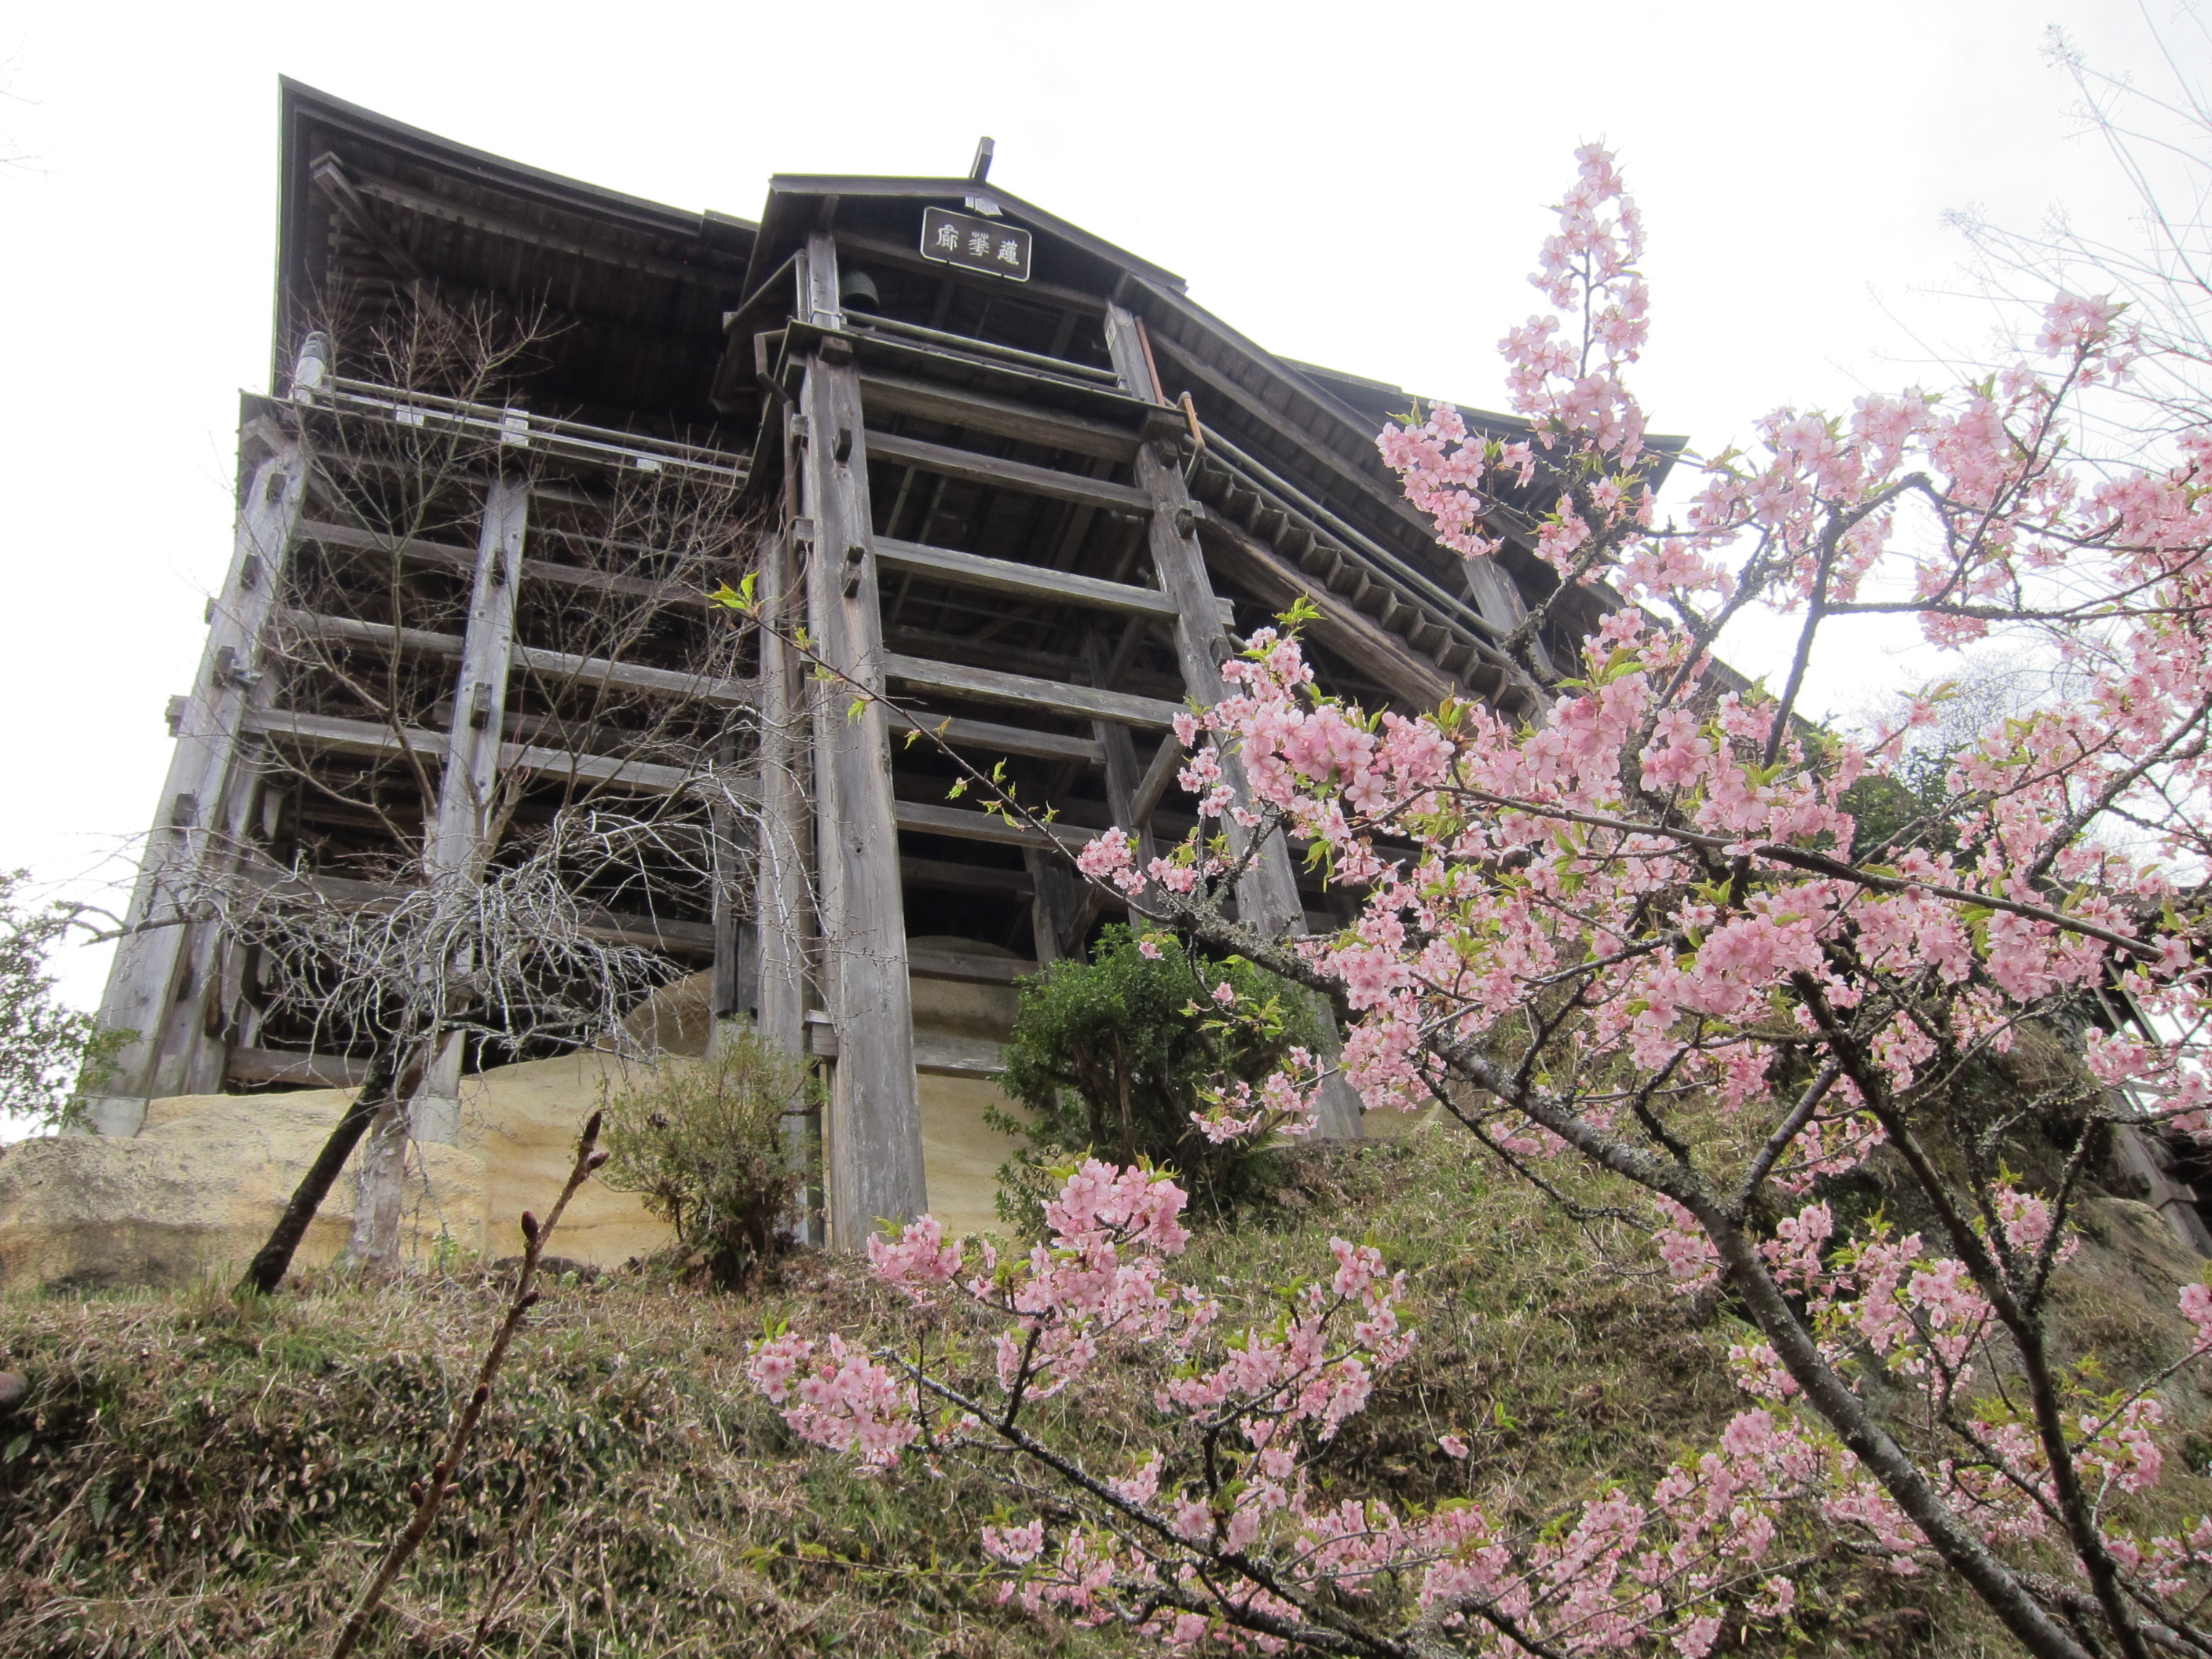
[735, 141, 2212, 1657]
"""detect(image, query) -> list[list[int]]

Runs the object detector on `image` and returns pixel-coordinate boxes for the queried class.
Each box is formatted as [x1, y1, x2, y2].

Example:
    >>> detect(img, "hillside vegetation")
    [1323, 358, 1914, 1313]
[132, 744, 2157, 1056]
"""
[2, 1126, 2208, 1657]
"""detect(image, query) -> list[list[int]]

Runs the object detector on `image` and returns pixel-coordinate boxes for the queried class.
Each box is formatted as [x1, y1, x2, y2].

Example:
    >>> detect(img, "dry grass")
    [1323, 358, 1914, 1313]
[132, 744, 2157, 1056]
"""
[2, 1127, 2204, 1656]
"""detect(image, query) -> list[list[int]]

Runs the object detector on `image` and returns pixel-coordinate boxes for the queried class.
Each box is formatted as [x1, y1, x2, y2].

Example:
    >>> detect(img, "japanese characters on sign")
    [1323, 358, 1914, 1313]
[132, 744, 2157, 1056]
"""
[919, 206, 1031, 282]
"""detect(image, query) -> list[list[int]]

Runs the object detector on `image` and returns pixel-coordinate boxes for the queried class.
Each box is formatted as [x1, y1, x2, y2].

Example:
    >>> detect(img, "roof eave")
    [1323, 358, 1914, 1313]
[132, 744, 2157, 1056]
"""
[742, 173, 1185, 298]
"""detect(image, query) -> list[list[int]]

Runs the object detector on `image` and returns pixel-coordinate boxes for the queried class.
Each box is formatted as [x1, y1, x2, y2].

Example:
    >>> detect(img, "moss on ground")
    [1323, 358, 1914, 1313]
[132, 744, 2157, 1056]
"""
[2, 1126, 2203, 1656]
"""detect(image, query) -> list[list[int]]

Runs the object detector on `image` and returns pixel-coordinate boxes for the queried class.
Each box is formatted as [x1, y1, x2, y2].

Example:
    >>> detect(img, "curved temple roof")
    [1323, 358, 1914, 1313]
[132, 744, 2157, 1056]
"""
[272, 75, 1679, 654]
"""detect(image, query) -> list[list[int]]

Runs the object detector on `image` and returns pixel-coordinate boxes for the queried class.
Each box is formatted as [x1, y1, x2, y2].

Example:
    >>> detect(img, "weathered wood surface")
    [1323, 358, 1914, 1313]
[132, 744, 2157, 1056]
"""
[226, 1045, 373, 1090]
[833, 231, 1108, 317]
[884, 653, 1179, 728]
[894, 799, 1097, 851]
[508, 642, 751, 706]
[800, 237, 927, 1245]
[751, 515, 816, 1241]
[1196, 515, 1459, 710]
[409, 474, 529, 1142]
[862, 429, 1152, 515]
[425, 478, 527, 881]
[309, 153, 427, 284]
[353, 168, 715, 287]
[1146, 325, 1445, 546]
[1131, 731, 1186, 826]
[804, 1023, 1008, 1079]
[243, 709, 701, 797]
[299, 519, 714, 609]
[859, 372, 1141, 461]
[900, 855, 1032, 895]
[88, 427, 311, 1133]
[1103, 302, 1304, 926]
[906, 947, 1033, 986]
[1025, 846, 1083, 965]
[875, 536, 1183, 619]
[851, 315, 1119, 385]
[1105, 303, 1362, 1141]
[884, 707, 1101, 765]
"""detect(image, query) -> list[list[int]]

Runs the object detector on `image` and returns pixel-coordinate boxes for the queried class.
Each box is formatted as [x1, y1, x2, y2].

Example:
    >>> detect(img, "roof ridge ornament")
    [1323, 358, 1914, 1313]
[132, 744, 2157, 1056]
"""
[965, 136, 1002, 217]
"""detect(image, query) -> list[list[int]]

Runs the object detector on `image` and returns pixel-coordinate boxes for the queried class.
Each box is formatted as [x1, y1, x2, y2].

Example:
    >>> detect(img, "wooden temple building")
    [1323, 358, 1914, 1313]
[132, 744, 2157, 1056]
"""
[83, 81, 1591, 1247]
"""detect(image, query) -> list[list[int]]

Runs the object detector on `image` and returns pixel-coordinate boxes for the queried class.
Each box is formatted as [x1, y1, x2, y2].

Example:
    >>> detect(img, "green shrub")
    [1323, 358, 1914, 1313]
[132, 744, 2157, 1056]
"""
[598, 1023, 813, 1284]
[993, 925, 1324, 1221]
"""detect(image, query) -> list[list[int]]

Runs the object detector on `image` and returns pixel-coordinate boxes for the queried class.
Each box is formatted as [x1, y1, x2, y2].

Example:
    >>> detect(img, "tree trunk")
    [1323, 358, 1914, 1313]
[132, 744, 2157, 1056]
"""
[1111, 1031, 1135, 1166]
[235, 1044, 417, 1295]
[344, 1094, 412, 1271]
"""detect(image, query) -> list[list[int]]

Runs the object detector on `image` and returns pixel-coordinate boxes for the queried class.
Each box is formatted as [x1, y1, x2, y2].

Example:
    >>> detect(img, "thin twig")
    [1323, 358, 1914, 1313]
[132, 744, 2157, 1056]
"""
[328, 1109, 609, 1659]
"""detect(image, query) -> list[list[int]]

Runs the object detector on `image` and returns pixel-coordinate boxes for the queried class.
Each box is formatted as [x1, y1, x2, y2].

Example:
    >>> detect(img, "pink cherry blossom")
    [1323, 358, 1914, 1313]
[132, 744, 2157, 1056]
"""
[748, 141, 2212, 1657]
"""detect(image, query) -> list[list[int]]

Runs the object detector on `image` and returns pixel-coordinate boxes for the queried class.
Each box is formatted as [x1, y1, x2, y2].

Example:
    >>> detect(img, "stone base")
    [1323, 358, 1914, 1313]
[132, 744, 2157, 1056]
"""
[2, 949, 1037, 1292]
[0, 1054, 668, 1292]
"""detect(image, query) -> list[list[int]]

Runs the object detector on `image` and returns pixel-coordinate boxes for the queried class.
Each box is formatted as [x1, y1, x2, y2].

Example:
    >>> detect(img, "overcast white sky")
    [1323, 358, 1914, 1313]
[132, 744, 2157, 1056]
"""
[0, 0, 2188, 1018]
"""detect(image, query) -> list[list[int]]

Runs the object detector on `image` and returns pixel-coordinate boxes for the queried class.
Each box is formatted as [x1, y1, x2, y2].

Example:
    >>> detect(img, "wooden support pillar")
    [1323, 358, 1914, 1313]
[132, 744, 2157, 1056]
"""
[1086, 629, 1154, 866]
[1046, 627, 1152, 956]
[709, 729, 757, 1027]
[412, 474, 529, 1143]
[800, 233, 925, 1246]
[1104, 302, 1362, 1141]
[2115, 1121, 2212, 1255]
[85, 416, 310, 1133]
[751, 513, 821, 1243]
[1025, 847, 1085, 965]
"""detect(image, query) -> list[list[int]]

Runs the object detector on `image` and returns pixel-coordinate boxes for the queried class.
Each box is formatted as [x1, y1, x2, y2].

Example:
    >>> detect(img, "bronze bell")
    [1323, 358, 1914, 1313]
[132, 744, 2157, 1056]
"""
[839, 269, 881, 314]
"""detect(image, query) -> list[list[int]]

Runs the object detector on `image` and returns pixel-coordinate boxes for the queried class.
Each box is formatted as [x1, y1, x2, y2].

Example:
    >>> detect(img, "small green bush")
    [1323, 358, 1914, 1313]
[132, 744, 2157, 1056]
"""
[598, 1023, 813, 1284]
[993, 925, 1324, 1221]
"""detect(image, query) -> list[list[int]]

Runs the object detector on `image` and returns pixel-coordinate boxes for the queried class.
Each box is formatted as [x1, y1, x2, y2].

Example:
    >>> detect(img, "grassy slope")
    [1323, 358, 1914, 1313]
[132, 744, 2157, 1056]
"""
[2, 1128, 2207, 1657]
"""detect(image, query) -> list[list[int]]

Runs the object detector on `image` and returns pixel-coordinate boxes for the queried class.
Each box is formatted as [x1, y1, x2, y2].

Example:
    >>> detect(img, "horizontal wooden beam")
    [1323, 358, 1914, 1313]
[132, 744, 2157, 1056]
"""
[511, 642, 752, 707]
[501, 740, 698, 797]
[299, 519, 714, 608]
[901, 855, 1033, 895]
[245, 707, 443, 765]
[876, 536, 1187, 621]
[227, 1046, 371, 1090]
[276, 610, 463, 660]
[884, 652, 1181, 729]
[573, 909, 716, 953]
[862, 430, 1153, 515]
[887, 623, 1185, 701]
[801, 1020, 1009, 1076]
[884, 707, 1100, 765]
[859, 372, 1141, 461]
[277, 610, 754, 706]
[905, 947, 1035, 985]
[244, 709, 701, 796]
[913, 1031, 1009, 1079]
[894, 797, 1098, 851]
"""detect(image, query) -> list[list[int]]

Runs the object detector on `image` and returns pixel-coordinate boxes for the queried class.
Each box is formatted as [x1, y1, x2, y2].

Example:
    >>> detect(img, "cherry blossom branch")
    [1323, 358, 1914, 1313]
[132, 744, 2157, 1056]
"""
[1433, 786, 2168, 961]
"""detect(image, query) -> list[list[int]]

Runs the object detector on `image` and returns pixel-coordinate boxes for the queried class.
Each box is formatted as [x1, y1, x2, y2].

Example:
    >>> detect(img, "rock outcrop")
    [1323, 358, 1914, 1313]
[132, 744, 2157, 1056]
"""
[0, 945, 1031, 1291]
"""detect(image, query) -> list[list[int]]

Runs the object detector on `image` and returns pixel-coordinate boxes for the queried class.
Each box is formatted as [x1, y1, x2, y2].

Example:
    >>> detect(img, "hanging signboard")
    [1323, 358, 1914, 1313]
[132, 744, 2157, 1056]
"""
[920, 206, 1031, 281]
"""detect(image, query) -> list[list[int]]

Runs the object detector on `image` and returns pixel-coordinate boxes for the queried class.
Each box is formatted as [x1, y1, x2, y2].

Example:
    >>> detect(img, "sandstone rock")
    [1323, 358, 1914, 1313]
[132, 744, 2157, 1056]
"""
[0, 1372, 25, 1411]
[0, 1090, 489, 1292]
[621, 969, 716, 1059]
[457, 1050, 676, 1267]
[906, 936, 1027, 1241]
[0, 936, 1036, 1291]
